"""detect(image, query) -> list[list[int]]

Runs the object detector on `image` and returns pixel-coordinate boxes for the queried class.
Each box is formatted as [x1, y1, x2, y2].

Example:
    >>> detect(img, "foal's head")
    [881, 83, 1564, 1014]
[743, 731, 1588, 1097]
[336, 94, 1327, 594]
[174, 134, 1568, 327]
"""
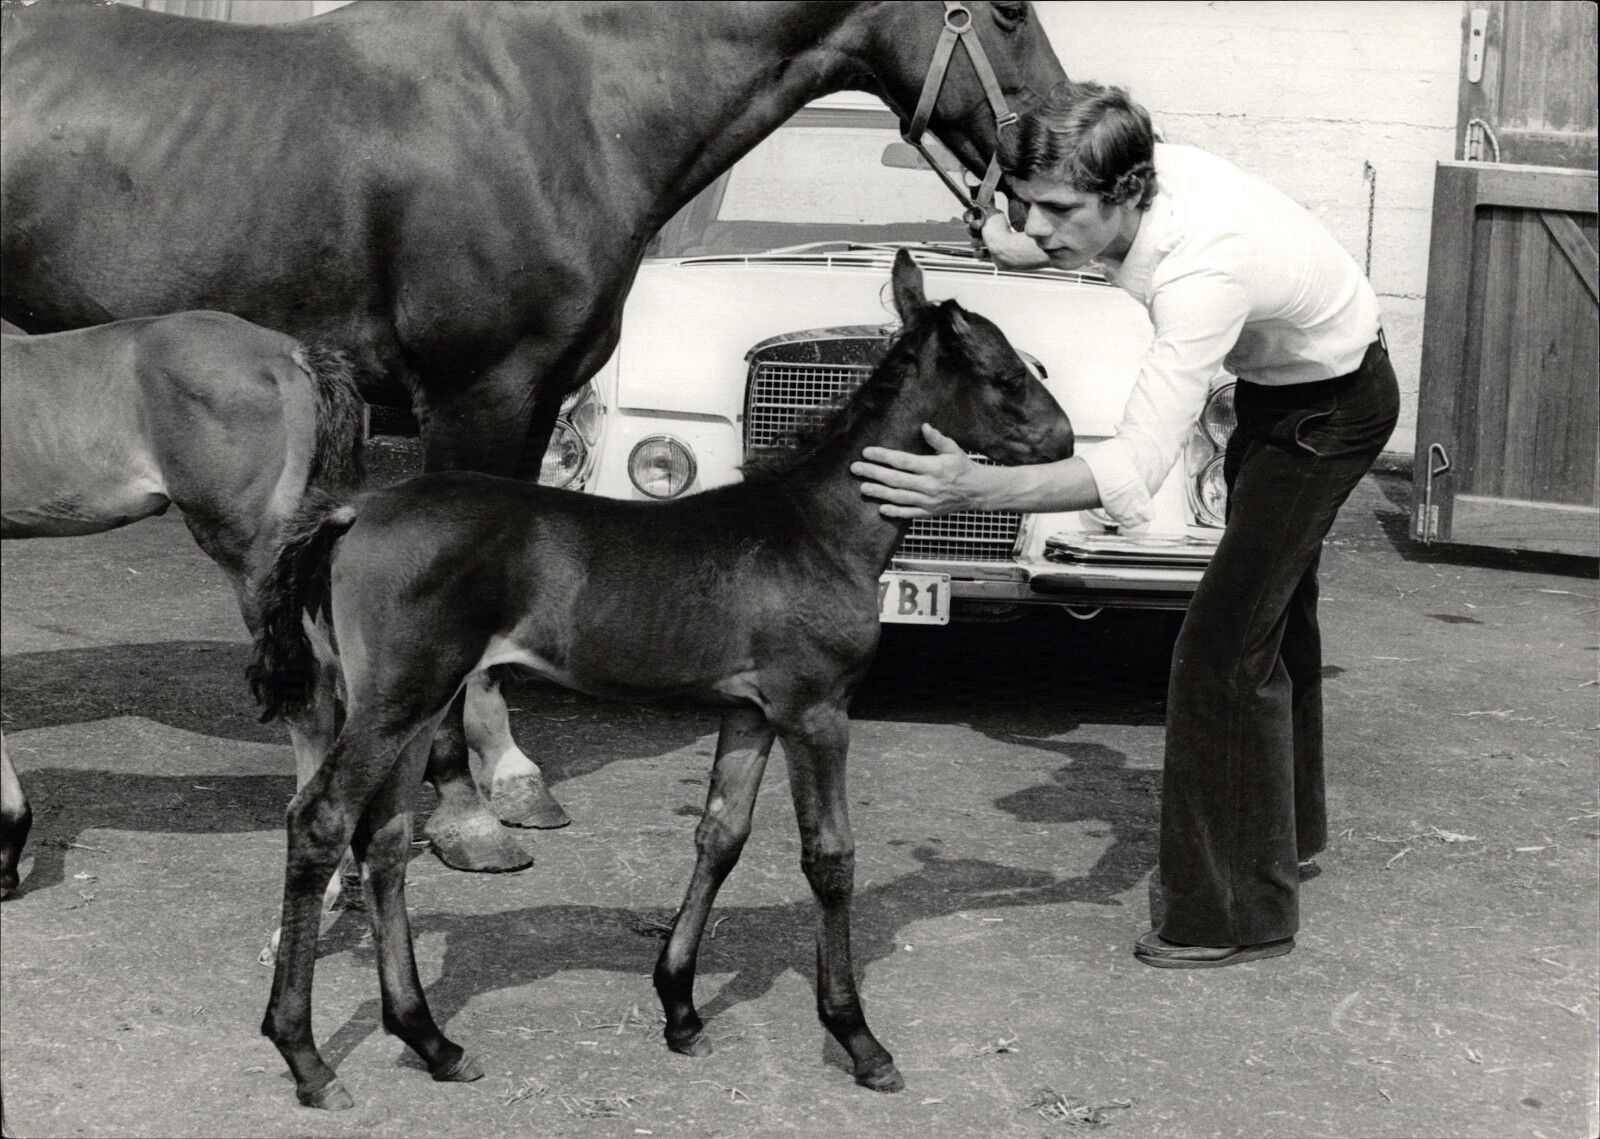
[888, 249, 1074, 465]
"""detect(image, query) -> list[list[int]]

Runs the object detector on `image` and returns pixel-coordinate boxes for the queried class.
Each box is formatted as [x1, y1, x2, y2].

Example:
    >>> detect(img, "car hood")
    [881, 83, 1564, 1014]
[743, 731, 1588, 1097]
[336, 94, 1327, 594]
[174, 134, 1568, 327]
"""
[611, 249, 1155, 436]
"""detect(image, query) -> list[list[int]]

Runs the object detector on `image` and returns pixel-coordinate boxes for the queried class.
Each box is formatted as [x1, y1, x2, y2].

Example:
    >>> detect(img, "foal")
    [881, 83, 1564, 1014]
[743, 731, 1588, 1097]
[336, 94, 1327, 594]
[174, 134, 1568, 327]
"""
[0, 312, 364, 897]
[250, 251, 1075, 1109]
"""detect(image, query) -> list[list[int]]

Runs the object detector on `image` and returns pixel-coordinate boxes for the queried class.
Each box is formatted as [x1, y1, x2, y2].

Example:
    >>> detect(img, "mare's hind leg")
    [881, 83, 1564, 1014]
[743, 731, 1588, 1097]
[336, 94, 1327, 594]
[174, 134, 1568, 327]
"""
[780, 705, 901, 1093]
[411, 355, 568, 869]
[353, 723, 483, 1086]
[464, 668, 570, 829]
[262, 709, 437, 1110]
[421, 700, 535, 873]
[654, 706, 776, 1056]
[1, 734, 34, 898]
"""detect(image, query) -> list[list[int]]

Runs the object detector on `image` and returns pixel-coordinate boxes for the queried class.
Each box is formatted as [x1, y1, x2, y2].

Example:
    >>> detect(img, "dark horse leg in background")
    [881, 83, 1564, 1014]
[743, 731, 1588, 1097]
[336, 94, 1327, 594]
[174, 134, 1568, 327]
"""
[406, 324, 621, 865]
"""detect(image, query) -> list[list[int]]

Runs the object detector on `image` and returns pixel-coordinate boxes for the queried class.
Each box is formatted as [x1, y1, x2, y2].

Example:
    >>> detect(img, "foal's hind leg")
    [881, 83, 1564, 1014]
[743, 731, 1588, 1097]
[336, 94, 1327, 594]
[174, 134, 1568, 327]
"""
[353, 722, 482, 1087]
[262, 712, 432, 1110]
[259, 649, 358, 967]
[654, 706, 775, 1056]
[464, 668, 570, 829]
[780, 706, 901, 1092]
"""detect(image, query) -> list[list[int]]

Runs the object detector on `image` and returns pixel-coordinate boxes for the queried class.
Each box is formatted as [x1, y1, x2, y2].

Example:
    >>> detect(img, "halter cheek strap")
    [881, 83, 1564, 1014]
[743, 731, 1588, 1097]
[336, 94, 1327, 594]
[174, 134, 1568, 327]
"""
[901, 0, 1024, 230]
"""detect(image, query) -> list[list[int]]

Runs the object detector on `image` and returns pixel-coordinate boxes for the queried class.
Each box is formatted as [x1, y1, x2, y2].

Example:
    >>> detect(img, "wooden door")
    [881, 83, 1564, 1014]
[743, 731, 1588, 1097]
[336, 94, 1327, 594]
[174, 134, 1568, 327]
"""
[1457, 1, 1598, 169]
[1413, 162, 1598, 555]
[1414, 3, 1598, 556]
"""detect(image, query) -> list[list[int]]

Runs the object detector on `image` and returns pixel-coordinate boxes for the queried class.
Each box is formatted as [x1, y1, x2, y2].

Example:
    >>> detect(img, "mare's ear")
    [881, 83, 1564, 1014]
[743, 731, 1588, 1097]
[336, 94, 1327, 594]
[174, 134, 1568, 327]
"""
[890, 249, 926, 322]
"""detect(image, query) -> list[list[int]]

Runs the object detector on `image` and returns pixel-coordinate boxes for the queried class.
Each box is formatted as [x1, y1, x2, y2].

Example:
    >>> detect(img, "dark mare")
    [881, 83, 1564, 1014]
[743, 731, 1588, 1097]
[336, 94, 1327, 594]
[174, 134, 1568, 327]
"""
[1, 0, 1066, 872]
[0, 313, 366, 903]
[248, 252, 1074, 1108]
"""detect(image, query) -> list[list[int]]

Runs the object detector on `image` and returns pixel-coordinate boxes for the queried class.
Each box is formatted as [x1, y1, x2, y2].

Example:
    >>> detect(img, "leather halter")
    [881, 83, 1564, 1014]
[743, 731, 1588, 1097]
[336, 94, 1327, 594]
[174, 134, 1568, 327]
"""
[900, 0, 1024, 230]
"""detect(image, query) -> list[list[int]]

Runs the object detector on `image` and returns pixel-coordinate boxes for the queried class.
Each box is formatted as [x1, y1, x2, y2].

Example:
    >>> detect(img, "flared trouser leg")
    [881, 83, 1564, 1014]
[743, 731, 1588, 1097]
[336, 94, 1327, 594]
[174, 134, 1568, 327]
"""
[1157, 344, 1398, 946]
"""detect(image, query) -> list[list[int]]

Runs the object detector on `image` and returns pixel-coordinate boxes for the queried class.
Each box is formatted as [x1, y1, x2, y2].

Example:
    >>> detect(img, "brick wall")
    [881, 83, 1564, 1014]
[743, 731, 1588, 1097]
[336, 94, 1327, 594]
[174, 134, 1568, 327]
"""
[1036, 0, 1465, 459]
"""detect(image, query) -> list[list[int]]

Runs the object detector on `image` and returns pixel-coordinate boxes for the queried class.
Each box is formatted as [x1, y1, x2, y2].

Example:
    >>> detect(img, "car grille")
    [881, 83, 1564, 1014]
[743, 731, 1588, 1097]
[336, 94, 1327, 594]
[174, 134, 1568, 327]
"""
[745, 357, 1023, 563]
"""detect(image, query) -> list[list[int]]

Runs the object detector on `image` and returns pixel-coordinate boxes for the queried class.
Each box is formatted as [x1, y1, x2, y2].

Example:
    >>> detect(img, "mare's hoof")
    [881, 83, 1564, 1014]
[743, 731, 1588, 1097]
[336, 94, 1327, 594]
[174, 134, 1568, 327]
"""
[856, 1062, 905, 1094]
[666, 1031, 712, 1058]
[425, 808, 534, 874]
[298, 1078, 355, 1111]
[1, 876, 17, 900]
[491, 774, 572, 830]
[431, 1051, 484, 1083]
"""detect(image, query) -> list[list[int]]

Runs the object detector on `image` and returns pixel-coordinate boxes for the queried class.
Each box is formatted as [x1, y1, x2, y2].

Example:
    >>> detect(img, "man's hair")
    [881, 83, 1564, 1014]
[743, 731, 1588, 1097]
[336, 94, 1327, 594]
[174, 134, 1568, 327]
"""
[1000, 80, 1158, 210]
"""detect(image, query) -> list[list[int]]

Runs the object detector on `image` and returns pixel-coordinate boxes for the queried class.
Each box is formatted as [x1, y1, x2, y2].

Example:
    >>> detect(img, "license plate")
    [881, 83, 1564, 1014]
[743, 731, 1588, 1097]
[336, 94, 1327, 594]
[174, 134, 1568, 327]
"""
[877, 571, 951, 625]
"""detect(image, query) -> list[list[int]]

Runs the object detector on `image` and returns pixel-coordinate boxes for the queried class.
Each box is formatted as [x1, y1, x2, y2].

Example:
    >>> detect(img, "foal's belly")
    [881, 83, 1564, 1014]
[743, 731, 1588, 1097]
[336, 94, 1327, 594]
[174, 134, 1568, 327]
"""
[475, 631, 761, 709]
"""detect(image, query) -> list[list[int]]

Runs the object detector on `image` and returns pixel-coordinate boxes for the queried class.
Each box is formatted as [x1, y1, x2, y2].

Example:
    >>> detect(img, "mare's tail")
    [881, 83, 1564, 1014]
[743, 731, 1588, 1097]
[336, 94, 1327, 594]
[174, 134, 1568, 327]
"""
[247, 496, 359, 723]
[294, 343, 366, 494]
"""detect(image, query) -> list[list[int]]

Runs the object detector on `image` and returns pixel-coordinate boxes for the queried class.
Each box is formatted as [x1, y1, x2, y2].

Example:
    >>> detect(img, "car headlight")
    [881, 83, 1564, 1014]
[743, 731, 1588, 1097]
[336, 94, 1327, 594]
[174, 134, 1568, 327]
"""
[629, 435, 696, 499]
[562, 382, 603, 444]
[1185, 381, 1235, 528]
[1193, 453, 1228, 527]
[1199, 382, 1236, 447]
[539, 420, 589, 489]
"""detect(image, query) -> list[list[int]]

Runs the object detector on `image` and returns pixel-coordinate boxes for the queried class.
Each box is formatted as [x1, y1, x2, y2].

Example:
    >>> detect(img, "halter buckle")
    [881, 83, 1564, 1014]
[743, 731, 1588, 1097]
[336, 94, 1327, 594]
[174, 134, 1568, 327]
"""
[943, 4, 972, 33]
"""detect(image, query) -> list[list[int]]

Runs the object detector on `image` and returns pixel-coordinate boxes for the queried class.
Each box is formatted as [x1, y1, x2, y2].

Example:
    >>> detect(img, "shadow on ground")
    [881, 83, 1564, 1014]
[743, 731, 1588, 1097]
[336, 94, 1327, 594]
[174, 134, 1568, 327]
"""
[1370, 471, 1597, 578]
[316, 732, 1159, 1072]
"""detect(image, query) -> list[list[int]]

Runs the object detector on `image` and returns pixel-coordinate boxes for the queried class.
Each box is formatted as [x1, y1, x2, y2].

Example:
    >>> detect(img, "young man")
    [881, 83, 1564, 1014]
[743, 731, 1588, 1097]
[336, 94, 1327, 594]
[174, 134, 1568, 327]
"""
[852, 80, 1399, 968]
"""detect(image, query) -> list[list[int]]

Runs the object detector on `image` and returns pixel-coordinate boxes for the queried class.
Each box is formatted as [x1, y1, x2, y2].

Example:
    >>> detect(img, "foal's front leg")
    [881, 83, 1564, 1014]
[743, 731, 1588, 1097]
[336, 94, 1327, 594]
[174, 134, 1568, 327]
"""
[781, 706, 902, 1092]
[654, 705, 776, 1056]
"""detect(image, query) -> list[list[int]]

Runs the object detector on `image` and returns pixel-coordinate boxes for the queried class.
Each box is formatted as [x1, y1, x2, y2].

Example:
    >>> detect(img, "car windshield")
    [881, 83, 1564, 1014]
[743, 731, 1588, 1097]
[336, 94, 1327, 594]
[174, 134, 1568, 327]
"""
[647, 105, 973, 258]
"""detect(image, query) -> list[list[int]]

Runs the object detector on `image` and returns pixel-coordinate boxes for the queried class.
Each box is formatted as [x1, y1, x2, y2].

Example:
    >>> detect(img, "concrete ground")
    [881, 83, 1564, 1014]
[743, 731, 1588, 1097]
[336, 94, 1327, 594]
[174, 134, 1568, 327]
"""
[1, 459, 1595, 1138]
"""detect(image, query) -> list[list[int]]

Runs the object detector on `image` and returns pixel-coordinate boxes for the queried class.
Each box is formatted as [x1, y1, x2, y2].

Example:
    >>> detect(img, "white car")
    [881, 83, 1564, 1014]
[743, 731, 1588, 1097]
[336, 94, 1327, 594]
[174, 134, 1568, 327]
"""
[539, 94, 1232, 623]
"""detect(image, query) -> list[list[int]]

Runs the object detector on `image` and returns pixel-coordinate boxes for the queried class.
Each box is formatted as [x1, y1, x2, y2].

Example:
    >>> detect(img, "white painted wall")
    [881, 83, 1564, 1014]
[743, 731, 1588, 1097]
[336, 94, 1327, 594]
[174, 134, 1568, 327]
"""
[1035, 1, 1464, 458]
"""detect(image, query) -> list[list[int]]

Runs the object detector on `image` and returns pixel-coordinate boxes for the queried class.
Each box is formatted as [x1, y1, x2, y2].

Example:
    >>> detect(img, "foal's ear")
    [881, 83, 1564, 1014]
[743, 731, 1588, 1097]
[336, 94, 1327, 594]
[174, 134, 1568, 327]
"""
[890, 249, 926, 322]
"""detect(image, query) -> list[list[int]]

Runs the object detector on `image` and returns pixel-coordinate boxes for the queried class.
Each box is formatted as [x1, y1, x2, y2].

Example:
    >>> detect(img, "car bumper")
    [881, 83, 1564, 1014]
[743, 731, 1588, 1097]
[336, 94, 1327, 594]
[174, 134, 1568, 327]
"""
[893, 549, 1215, 611]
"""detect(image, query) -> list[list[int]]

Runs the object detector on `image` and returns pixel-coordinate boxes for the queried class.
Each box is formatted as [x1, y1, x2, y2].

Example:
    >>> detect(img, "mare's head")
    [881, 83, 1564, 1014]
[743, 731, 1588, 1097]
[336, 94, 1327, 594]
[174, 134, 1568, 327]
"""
[853, 2, 1065, 203]
[888, 248, 1073, 465]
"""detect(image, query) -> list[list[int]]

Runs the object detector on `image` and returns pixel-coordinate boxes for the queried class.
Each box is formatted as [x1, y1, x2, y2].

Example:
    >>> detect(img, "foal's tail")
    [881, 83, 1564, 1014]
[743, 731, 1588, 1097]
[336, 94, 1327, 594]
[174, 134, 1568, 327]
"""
[247, 495, 359, 723]
[294, 343, 366, 495]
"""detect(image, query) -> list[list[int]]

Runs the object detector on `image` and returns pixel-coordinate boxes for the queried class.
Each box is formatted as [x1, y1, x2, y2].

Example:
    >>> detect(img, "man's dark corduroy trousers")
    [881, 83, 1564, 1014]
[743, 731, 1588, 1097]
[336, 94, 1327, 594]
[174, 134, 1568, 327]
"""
[1158, 338, 1400, 947]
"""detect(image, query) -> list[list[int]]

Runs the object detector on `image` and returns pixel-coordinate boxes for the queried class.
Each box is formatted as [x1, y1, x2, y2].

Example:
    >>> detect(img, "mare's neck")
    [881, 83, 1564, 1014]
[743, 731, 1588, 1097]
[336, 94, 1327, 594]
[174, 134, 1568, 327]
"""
[503, 2, 878, 237]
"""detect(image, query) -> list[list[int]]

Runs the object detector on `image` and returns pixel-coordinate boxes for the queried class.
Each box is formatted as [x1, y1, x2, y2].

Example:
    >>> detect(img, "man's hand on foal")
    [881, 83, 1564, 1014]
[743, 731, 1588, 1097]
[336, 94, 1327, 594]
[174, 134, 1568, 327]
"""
[851, 423, 998, 519]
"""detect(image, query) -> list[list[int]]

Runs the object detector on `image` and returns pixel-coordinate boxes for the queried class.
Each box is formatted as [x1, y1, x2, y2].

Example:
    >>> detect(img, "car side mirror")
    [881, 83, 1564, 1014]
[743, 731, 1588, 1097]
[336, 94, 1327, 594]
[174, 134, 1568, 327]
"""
[880, 140, 963, 174]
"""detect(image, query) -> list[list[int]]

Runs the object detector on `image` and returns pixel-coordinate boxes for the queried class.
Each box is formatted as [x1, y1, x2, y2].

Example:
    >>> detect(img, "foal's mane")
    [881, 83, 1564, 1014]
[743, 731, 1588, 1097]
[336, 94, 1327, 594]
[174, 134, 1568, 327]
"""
[740, 305, 949, 485]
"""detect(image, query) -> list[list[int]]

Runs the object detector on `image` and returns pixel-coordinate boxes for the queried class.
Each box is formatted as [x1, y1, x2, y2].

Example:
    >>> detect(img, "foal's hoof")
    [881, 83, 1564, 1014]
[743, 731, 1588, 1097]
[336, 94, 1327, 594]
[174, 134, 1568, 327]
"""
[425, 808, 534, 874]
[856, 1062, 905, 1094]
[430, 1050, 484, 1084]
[491, 773, 572, 830]
[666, 1031, 712, 1058]
[298, 1077, 355, 1111]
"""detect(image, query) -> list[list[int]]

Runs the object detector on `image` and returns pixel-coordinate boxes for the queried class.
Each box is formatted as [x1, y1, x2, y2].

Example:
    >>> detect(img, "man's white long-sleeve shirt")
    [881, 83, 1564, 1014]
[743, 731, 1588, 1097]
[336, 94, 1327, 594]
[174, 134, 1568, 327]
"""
[1077, 143, 1381, 527]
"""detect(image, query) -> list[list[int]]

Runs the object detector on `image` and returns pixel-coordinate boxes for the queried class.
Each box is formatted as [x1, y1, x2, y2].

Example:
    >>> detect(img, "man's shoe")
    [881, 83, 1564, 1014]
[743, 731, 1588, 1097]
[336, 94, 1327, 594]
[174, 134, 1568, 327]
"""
[1133, 930, 1294, 969]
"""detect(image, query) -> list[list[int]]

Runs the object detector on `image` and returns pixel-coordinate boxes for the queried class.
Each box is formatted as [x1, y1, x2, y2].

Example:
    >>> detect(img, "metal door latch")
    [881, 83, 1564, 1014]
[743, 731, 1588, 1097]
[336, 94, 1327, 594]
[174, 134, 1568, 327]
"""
[1417, 443, 1451, 542]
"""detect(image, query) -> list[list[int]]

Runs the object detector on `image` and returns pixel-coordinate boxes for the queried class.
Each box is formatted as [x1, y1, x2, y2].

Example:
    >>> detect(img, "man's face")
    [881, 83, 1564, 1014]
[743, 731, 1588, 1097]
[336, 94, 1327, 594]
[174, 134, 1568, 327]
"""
[1012, 175, 1131, 270]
